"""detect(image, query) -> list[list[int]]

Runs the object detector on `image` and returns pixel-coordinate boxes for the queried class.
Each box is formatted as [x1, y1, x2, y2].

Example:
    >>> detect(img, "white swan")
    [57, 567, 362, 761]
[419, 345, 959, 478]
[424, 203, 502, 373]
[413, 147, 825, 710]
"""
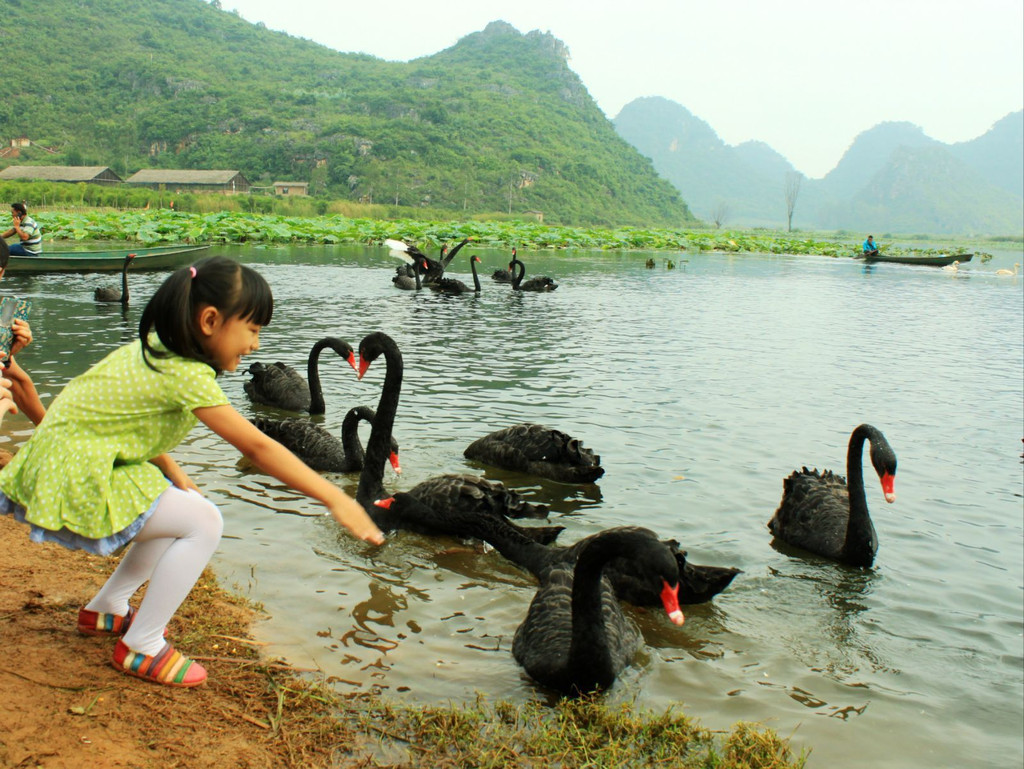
[941, 260, 960, 272]
[995, 262, 1020, 276]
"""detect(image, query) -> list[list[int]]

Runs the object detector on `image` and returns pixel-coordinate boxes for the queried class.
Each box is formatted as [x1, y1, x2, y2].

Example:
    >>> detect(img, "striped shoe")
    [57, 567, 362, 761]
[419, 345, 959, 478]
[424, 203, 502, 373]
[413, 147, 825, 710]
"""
[78, 607, 168, 638]
[78, 606, 138, 637]
[111, 639, 207, 688]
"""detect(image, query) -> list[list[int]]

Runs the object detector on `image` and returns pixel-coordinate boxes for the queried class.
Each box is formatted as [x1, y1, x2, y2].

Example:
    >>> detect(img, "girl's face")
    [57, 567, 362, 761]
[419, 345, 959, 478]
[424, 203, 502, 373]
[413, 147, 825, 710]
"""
[200, 308, 261, 372]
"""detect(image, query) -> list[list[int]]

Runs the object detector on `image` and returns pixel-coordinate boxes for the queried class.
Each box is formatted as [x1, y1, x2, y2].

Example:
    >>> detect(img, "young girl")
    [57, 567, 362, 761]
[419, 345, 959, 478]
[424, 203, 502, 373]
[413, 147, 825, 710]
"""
[0, 256, 385, 688]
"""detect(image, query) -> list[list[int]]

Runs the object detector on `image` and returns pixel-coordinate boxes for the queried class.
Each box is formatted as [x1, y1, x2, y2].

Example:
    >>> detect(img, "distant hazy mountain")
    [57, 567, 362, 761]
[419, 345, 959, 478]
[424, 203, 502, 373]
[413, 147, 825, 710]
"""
[815, 121, 942, 198]
[949, 111, 1024, 197]
[615, 97, 1023, 235]
[614, 97, 794, 226]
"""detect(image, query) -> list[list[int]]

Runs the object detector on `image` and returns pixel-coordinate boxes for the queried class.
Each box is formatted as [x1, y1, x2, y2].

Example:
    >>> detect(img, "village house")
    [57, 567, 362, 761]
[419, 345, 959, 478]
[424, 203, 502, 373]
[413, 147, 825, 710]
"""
[272, 181, 309, 197]
[124, 169, 250, 194]
[0, 165, 124, 186]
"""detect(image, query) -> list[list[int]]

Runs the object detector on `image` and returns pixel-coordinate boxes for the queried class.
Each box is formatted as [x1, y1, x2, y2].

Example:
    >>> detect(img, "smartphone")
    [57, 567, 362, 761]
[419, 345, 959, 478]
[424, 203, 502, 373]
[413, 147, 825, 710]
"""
[0, 297, 31, 360]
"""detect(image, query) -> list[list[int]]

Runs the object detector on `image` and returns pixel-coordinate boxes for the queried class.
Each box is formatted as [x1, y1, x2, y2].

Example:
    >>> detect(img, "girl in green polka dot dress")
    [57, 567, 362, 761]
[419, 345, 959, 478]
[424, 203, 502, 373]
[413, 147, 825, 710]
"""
[0, 256, 385, 688]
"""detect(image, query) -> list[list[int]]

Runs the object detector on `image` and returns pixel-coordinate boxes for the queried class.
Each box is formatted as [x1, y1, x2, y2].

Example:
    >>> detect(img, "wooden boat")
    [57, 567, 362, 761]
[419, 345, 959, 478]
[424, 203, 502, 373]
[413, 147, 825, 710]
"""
[860, 252, 973, 267]
[6, 244, 210, 273]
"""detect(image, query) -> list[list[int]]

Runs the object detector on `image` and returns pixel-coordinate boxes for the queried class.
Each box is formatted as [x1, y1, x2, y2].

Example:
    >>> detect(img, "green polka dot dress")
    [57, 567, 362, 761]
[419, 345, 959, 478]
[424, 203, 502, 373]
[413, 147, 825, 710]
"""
[0, 338, 228, 552]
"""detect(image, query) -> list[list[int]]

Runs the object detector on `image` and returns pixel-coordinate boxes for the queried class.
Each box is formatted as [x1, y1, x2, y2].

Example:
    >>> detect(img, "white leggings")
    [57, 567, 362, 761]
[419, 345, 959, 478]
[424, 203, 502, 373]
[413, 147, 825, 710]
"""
[85, 486, 223, 656]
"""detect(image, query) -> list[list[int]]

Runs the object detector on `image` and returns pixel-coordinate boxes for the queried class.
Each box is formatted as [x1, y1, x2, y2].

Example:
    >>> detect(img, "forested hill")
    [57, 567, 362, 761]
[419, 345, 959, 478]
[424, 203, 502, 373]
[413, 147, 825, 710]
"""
[0, 1, 694, 227]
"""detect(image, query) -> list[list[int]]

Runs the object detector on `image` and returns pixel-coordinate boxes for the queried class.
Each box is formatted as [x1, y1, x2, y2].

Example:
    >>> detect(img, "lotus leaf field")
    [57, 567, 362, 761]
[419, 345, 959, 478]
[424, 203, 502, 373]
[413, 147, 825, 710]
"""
[34, 209, 994, 261]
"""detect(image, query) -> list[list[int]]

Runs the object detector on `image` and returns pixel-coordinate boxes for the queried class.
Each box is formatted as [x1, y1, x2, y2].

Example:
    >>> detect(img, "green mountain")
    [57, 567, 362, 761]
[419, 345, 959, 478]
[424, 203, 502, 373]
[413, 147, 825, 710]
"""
[615, 96, 1023, 235]
[0, 1, 693, 227]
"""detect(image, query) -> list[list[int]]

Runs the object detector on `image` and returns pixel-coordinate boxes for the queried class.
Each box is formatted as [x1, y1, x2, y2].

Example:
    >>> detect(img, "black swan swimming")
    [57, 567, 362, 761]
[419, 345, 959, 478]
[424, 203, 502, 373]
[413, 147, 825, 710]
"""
[429, 254, 482, 295]
[441, 499, 737, 607]
[251, 405, 400, 474]
[370, 497, 684, 695]
[94, 253, 136, 303]
[511, 249, 558, 292]
[464, 423, 604, 484]
[511, 525, 683, 696]
[768, 423, 897, 567]
[244, 337, 356, 414]
[491, 261, 514, 283]
[438, 236, 473, 273]
[392, 258, 429, 291]
[354, 332, 560, 544]
[386, 238, 468, 285]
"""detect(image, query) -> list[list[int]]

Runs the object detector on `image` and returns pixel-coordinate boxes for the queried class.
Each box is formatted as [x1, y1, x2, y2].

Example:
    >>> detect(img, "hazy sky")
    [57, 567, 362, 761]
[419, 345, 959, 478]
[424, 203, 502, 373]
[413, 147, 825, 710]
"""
[222, 0, 1023, 179]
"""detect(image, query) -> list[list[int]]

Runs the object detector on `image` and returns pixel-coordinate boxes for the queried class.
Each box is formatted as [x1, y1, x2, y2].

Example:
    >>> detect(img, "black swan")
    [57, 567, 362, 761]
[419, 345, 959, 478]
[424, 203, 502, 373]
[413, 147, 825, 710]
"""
[443, 500, 737, 607]
[251, 405, 400, 474]
[603, 538, 740, 606]
[244, 337, 356, 414]
[429, 255, 482, 295]
[511, 249, 558, 292]
[385, 238, 456, 285]
[392, 258, 429, 291]
[491, 262, 514, 283]
[438, 236, 473, 273]
[512, 525, 683, 696]
[767, 424, 897, 567]
[464, 423, 604, 484]
[94, 253, 136, 303]
[355, 331, 560, 544]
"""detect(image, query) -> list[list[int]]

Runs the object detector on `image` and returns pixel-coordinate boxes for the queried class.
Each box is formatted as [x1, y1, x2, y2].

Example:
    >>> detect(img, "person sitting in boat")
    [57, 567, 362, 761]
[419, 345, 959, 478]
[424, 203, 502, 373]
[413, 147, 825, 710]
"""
[2, 203, 42, 256]
[862, 235, 879, 257]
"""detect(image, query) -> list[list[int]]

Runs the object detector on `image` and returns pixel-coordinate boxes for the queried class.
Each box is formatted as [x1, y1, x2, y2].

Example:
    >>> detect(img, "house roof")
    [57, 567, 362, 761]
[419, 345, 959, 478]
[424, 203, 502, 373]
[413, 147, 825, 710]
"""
[125, 169, 246, 184]
[0, 165, 122, 181]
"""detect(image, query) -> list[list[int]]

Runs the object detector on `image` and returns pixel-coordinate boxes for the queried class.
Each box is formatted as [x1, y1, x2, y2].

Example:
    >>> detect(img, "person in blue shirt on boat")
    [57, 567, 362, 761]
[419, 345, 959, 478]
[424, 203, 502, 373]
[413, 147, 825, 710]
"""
[2, 203, 42, 256]
[862, 235, 879, 257]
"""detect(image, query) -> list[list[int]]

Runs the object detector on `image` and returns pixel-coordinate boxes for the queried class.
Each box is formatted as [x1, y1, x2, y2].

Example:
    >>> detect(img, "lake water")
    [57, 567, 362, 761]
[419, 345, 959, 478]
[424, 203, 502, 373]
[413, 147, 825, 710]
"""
[4, 244, 1022, 768]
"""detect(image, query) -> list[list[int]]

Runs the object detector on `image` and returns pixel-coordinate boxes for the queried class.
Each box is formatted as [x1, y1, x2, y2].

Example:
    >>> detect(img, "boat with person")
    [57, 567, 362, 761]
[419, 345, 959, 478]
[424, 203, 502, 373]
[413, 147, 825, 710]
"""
[5, 244, 210, 273]
[858, 252, 973, 267]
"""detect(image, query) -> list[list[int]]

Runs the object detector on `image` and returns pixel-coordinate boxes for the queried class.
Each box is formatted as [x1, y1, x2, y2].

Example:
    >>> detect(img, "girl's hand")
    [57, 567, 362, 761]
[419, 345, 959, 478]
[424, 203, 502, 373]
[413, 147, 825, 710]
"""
[329, 496, 386, 545]
[10, 319, 32, 358]
[150, 453, 200, 493]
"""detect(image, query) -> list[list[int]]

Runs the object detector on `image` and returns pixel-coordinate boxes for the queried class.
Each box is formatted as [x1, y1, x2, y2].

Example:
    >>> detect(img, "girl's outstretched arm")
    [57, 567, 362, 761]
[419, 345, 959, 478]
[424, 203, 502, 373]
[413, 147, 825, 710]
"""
[194, 403, 385, 545]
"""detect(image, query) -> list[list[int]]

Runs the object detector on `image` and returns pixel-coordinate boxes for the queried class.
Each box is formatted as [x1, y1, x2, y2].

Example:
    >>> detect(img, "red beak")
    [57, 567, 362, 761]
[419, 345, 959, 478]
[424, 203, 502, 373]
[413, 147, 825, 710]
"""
[388, 451, 402, 474]
[345, 352, 357, 372]
[358, 355, 370, 380]
[374, 497, 395, 509]
[660, 580, 684, 625]
[881, 472, 896, 503]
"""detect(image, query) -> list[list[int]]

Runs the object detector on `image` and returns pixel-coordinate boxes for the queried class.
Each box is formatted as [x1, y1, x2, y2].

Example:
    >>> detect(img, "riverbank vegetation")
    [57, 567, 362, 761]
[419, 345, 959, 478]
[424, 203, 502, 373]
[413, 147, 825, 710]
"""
[26, 203, 1002, 262]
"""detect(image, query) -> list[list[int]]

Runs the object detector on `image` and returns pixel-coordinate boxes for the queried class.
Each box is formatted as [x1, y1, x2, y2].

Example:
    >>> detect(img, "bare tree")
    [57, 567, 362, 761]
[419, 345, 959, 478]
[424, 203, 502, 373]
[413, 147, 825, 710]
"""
[784, 172, 802, 232]
[711, 200, 731, 229]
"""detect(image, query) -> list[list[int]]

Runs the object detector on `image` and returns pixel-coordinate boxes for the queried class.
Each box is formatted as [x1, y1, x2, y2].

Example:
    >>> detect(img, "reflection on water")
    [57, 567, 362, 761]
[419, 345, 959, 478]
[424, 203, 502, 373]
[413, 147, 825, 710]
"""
[3, 244, 1022, 769]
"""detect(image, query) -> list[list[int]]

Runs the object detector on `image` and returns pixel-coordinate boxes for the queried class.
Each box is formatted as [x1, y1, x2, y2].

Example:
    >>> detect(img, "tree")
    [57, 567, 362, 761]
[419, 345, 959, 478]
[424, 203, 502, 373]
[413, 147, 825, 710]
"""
[711, 200, 730, 229]
[784, 172, 802, 232]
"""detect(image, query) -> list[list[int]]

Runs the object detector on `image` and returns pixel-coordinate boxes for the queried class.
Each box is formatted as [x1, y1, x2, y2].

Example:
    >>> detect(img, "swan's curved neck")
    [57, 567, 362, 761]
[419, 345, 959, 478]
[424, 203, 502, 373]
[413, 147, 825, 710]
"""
[511, 257, 525, 290]
[120, 259, 131, 302]
[307, 338, 349, 414]
[566, 533, 630, 679]
[844, 425, 875, 561]
[356, 338, 402, 508]
[341, 406, 375, 466]
[471, 258, 481, 292]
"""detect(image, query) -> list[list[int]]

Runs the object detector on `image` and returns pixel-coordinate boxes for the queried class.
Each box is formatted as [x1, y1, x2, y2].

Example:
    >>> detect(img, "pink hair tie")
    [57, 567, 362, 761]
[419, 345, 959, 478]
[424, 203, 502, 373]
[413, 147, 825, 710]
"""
[189, 266, 197, 278]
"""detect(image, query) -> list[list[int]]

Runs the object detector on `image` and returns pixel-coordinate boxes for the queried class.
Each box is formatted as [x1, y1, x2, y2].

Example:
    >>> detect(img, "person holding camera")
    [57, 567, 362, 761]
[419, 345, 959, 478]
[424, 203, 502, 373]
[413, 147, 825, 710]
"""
[0, 240, 45, 424]
[2, 202, 42, 256]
